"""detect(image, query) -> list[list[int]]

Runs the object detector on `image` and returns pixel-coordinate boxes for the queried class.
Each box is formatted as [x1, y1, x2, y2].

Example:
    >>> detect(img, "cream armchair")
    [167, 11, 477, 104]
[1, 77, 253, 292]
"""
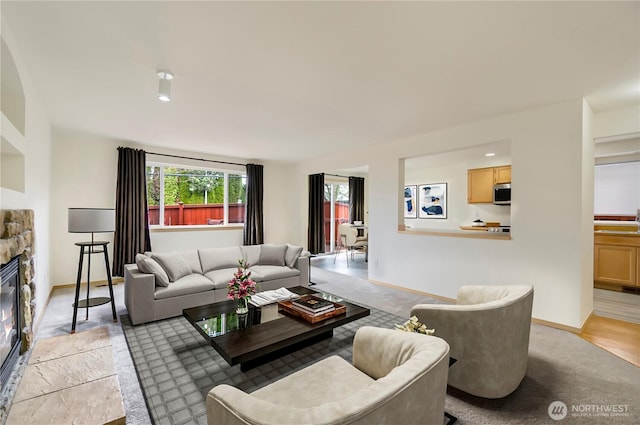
[411, 285, 534, 399]
[206, 326, 450, 425]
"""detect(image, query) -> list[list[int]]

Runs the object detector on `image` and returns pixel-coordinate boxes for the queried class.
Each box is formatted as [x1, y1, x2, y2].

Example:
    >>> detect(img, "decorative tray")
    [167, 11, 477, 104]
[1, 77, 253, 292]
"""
[277, 299, 347, 324]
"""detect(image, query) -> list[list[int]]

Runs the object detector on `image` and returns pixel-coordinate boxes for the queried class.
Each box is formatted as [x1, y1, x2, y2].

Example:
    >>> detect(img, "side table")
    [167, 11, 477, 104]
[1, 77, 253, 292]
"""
[71, 241, 117, 333]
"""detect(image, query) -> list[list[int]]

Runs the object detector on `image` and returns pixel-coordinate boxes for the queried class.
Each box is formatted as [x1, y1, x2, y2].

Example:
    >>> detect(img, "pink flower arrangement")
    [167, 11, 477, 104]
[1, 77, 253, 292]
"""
[227, 259, 257, 301]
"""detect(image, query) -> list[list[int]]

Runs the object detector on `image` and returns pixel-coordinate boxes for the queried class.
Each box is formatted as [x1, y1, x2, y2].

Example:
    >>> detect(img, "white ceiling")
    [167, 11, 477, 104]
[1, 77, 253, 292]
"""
[2, 1, 639, 163]
[406, 139, 511, 170]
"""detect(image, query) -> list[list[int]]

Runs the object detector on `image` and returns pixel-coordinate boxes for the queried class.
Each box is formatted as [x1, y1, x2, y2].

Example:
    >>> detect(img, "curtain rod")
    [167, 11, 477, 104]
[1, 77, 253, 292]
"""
[146, 151, 246, 167]
[325, 173, 351, 179]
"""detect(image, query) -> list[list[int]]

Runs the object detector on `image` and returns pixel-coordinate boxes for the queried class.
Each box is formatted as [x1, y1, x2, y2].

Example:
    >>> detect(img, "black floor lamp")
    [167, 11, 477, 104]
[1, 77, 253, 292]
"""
[68, 208, 117, 333]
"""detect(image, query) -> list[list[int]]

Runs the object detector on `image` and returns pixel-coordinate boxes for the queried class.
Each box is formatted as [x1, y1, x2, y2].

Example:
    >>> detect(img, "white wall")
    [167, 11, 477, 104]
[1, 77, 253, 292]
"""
[592, 105, 640, 139]
[149, 228, 243, 253]
[50, 130, 298, 285]
[580, 100, 595, 332]
[0, 21, 52, 330]
[51, 129, 120, 285]
[297, 99, 593, 329]
[262, 161, 302, 245]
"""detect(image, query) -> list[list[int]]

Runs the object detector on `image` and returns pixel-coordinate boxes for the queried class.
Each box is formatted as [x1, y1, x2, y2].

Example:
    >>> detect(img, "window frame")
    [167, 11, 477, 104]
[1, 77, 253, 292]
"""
[146, 161, 247, 228]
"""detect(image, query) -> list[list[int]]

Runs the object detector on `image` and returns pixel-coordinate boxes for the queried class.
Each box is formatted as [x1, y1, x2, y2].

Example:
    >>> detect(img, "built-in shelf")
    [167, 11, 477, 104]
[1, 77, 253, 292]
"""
[0, 136, 25, 193]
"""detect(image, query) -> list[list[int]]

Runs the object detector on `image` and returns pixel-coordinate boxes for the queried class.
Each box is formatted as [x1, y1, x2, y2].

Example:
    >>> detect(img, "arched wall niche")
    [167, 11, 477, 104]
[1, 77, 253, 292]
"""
[1, 36, 26, 193]
[1, 37, 26, 136]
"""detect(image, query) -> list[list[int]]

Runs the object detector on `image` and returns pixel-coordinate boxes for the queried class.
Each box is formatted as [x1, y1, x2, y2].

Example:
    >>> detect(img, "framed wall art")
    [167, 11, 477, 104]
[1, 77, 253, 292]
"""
[403, 185, 417, 218]
[418, 183, 447, 219]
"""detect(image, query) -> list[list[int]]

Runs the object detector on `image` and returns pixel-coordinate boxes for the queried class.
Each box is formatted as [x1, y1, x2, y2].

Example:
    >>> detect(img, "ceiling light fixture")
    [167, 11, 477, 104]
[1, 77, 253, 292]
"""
[157, 71, 174, 102]
[485, 152, 496, 157]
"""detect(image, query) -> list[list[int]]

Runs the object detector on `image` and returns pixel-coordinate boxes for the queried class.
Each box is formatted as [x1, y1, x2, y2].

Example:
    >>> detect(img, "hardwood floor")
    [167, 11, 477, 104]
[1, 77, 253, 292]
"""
[313, 257, 640, 368]
[580, 314, 640, 367]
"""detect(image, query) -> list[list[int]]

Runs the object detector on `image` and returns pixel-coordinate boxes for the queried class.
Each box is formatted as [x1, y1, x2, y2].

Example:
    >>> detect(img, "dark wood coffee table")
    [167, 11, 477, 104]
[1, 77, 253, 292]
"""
[183, 286, 370, 371]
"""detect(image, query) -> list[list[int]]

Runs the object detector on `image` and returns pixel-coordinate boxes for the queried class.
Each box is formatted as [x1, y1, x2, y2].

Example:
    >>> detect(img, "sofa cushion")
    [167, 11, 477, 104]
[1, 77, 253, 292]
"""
[240, 245, 261, 267]
[199, 247, 243, 273]
[180, 249, 203, 274]
[204, 268, 243, 289]
[252, 355, 374, 408]
[258, 244, 287, 266]
[136, 255, 170, 287]
[249, 265, 299, 281]
[154, 274, 215, 300]
[285, 244, 303, 268]
[152, 252, 192, 282]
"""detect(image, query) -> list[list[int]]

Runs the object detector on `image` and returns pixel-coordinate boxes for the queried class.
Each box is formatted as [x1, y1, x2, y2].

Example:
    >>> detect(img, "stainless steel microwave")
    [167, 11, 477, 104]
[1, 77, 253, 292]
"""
[493, 183, 511, 205]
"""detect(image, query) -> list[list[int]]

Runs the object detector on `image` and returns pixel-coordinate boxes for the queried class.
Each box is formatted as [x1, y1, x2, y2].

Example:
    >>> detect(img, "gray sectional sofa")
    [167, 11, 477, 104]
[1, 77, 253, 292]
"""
[124, 244, 310, 325]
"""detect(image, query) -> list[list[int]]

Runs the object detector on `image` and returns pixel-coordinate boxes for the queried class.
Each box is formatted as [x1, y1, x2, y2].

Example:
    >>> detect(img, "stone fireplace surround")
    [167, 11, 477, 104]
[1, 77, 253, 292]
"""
[0, 210, 36, 421]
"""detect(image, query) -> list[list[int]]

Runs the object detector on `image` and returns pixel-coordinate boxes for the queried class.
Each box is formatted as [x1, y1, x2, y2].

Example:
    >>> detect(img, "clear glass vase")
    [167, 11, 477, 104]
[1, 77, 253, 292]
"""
[236, 297, 249, 314]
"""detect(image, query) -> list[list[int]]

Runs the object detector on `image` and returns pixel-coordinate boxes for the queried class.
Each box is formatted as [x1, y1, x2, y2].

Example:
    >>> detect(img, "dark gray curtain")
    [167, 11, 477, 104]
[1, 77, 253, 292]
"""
[113, 147, 151, 277]
[349, 176, 365, 224]
[243, 163, 264, 245]
[308, 173, 325, 254]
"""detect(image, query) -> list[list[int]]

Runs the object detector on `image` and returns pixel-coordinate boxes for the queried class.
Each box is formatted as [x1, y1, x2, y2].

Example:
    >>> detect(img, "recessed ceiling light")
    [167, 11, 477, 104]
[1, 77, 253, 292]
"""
[485, 153, 496, 157]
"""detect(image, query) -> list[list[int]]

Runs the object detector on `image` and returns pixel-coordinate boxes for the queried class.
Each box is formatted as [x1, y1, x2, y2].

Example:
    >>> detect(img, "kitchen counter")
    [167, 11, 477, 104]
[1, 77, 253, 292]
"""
[594, 220, 639, 234]
[399, 225, 511, 240]
[594, 230, 640, 236]
[594, 220, 638, 227]
[459, 226, 491, 231]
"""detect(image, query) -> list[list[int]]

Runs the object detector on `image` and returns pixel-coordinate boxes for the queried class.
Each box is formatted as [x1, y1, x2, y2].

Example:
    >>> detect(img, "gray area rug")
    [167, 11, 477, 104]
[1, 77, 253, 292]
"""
[122, 268, 640, 425]
[121, 301, 399, 425]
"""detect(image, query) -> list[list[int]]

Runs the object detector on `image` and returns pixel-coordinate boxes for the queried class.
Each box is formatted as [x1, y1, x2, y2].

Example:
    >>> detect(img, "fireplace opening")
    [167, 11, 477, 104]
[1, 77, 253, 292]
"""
[0, 256, 21, 388]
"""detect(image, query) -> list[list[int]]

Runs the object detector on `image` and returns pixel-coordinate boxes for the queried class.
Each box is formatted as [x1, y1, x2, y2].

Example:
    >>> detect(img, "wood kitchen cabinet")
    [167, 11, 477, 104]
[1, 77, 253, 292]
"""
[467, 167, 494, 203]
[594, 233, 640, 288]
[493, 166, 511, 184]
[467, 165, 511, 203]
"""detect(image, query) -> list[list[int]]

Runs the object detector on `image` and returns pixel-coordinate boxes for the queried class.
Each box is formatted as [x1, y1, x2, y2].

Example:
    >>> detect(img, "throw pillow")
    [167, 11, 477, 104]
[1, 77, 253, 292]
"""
[142, 257, 170, 287]
[240, 245, 261, 267]
[180, 249, 203, 274]
[199, 246, 243, 273]
[259, 244, 288, 267]
[135, 253, 151, 273]
[285, 244, 303, 268]
[152, 252, 192, 282]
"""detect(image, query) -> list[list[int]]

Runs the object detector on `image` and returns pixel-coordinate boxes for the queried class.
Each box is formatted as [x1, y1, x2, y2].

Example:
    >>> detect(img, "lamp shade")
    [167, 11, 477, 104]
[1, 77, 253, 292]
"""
[68, 208, 115, 233]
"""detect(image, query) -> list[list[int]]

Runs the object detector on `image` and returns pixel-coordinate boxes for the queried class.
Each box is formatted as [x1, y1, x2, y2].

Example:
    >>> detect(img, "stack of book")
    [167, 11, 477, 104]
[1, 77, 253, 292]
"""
[290, 295, 335, 317]
[248, 287, 299, 307]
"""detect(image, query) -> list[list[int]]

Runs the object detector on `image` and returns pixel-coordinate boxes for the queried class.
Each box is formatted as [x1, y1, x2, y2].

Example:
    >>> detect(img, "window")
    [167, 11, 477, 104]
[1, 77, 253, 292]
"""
[146, 163, 247, 226]
[594, 161, 640, 216]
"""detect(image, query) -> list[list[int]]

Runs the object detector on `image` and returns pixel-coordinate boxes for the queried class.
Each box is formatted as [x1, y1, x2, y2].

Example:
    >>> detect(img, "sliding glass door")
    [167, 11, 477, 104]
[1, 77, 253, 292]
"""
[324, 182, 349, 253]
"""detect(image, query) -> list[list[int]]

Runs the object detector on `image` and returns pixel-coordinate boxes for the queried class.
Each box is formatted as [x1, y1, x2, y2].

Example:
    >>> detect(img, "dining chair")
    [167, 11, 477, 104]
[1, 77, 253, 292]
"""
[334, 223, 367, 266]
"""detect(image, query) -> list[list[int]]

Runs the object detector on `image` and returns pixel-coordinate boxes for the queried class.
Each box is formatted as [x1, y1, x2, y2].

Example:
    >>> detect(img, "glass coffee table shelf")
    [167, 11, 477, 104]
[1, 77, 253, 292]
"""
[183, 286, 370, 371]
